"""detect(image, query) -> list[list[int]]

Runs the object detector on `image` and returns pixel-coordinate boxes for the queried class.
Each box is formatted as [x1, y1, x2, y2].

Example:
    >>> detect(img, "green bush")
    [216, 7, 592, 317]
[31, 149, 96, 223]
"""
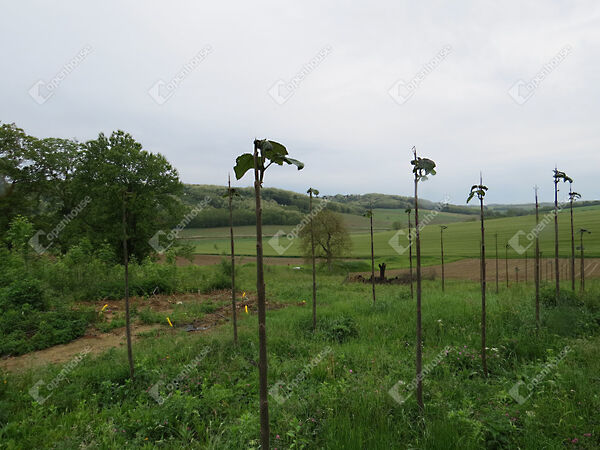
[138, 307, 164, 325]
[0, 278, 45, 311]
[540, 286, 581, 308]
[201, 263, 231, 293]
[0, 307, 96, 356]
[305, 315, 359, 343]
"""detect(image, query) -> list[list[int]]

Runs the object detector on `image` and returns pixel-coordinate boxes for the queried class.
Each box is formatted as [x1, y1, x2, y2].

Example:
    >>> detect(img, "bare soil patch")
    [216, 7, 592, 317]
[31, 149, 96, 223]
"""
[0, 290, 291, 372]
[171, 254, 307, 267]
[350, 258, 600, 283]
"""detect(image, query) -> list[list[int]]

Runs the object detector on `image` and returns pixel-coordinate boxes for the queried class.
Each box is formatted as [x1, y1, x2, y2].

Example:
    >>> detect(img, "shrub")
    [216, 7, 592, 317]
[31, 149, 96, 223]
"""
[540, 286, 581, 308]
[138, 307, 164, 325]
[313, 315, 359, 343]
[0, 278, 45, 311]
[201, 263, 231, 293]
[0, 308, 96, 356]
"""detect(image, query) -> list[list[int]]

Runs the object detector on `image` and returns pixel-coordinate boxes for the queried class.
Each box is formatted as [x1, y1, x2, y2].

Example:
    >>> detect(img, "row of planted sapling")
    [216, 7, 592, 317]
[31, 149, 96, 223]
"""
[223, 140, 590, 442]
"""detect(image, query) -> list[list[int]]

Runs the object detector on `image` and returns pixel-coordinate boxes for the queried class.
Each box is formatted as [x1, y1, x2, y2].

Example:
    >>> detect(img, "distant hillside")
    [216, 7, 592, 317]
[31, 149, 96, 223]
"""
[181, 184, 599, 228]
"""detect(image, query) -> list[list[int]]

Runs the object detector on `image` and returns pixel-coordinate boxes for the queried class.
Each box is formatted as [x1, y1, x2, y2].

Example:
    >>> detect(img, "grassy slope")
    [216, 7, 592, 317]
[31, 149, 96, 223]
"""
[186, 206, 600, 262]
[2, 266, 599, 448]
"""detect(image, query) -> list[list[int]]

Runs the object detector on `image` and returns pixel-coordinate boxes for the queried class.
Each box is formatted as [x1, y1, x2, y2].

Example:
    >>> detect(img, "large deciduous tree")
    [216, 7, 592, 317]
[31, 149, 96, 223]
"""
[75, 131, 183, 262]
[299, 209, 351, 271]
[76, 130, 182, 378]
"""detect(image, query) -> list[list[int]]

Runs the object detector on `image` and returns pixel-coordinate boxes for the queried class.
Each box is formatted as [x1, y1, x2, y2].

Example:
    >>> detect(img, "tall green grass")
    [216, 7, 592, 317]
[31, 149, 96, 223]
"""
[1, 265, 599, 448]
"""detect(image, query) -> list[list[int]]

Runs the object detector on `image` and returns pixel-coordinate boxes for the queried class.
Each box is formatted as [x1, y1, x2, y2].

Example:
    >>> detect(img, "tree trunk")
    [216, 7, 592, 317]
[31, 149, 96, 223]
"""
[535, 189, 540, 327]
[253, 145, 269, 450]
[378, 263, 386, 280]
[310, 190, 317, 330]
[440, 228, 445, 292]
[229, 176, 238, 345]
[408, 213, 414, 299]
[580, 234, 585, 291]
[122, 195, 134, 379]
[480, 196, 487, 377]
[370, 211, 375, 304]
[505, 246, 509, 288]
[570, 198, 575, 291]
[554, 180, 560, 301]
[495, 233, 499, 294]
[414, 161, 423, 412]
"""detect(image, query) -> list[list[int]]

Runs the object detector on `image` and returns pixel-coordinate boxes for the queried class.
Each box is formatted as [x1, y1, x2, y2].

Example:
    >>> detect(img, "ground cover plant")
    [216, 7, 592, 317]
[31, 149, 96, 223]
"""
[1, 265, 599, 448]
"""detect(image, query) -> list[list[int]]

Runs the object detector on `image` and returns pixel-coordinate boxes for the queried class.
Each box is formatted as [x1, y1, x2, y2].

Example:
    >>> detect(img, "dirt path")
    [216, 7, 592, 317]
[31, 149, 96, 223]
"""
[352, 258, 600, 282]
[0, 323, 163, 372]
[0, 290, 291, 373]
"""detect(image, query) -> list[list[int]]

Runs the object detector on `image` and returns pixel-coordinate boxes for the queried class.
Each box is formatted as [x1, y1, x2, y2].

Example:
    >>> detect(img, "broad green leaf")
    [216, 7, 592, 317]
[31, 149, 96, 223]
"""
[266, 140, 288, 157]
[233, 153, 255, 180]
[283, 157, 304, 170]
[412, 157, 437, 180]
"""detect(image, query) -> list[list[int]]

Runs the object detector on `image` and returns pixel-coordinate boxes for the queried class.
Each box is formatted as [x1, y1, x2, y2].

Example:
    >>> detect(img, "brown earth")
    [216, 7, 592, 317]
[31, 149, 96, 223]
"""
[351, 258, 600, 282]
[171, 254, 307, 267]
[0, 290, 295, 372]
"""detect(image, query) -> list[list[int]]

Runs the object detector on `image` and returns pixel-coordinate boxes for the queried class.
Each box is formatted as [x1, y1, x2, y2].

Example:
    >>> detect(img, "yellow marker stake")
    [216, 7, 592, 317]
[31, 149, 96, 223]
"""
[244, 305, 248, 314]
[167, 317, 173, 327]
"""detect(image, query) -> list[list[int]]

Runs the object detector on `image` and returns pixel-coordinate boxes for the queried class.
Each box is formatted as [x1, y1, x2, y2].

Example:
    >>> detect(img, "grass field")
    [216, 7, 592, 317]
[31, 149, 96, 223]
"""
[2, 264, 599, 448]
[184, 206, 600, 265]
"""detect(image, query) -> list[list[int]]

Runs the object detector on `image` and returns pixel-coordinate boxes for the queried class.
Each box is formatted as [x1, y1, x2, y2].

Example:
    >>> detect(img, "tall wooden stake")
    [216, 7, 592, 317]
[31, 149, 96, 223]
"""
[309, 188, 317, 329]
[535, 187, 540, 327]
[122, 192, 134, 379]
[228, 175, 238, 345]
[369, 205, 376, 304]
[253, 143, 269, 450]
[413, 148, 423, 411]
[495, 233, 499, 294]
[407, 209, 414, 299]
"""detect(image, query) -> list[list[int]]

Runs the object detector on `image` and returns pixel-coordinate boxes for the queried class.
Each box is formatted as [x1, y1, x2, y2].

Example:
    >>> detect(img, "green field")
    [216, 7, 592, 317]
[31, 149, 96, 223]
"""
[184, 206, 600, 264]
[3, 264, 599, 448]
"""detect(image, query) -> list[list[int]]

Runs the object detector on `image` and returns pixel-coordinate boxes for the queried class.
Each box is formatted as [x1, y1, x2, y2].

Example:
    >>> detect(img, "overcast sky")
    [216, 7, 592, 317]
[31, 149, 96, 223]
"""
[1, 1, 598, 205]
